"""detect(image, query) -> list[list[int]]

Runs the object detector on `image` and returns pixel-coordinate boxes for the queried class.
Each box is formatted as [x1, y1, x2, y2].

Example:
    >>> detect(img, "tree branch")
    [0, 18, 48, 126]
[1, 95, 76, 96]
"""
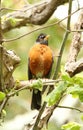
[53, 0, 72, 79]
[2, 48, 20, 90]
[2, 0, 69, 33]
[24, 96, 63, 130]
[2, 7, 83, 43]
[0, 79, 61, 116]
[65, 10, 83, 77]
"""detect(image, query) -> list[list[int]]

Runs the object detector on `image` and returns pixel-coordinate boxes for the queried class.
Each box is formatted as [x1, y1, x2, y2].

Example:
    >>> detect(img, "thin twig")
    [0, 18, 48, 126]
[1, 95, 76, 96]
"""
[0, 7, 22, 11]
[0, 46, 3, 91]
[57, 105, 83, 113]
[23, 1, 47, 12]
[0, 97, 9, 115]
[33, 102, 47, 130]
[8, 79, 61, 97]
[53, 0, 72, 79]
[0, 1, 47, 12]
[66, 29, 83, 32]
[59, 23, 83, 32]
[2, 7, 83, 43]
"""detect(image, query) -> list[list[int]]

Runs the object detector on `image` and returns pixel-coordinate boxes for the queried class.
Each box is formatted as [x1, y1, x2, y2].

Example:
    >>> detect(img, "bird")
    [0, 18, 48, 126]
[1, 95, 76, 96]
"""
[28, 33, 53, 110]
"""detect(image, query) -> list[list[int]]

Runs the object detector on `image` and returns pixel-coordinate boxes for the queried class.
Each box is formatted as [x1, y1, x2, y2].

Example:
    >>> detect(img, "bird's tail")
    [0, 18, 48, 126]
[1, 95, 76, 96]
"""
[31, 90, 41, 110]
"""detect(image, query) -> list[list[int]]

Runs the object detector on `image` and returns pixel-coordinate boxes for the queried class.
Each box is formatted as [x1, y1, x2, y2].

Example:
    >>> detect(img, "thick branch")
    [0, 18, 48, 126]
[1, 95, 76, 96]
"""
[2, 0, 68, 33]
[15, 79, 61, 90]
[2, 48, 20, 89]
[0, 79, 61, 115]
[65, 11, 83, 77]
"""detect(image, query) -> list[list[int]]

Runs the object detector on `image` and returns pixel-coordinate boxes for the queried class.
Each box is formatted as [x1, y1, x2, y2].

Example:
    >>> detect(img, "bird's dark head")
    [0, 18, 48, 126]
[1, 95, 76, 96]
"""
[36, 33, 50, 45]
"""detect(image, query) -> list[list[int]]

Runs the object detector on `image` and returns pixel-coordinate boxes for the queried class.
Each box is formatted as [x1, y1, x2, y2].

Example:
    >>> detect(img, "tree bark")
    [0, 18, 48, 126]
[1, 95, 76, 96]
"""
[2, 0, 69, 33]
[65, 10, 83, 77]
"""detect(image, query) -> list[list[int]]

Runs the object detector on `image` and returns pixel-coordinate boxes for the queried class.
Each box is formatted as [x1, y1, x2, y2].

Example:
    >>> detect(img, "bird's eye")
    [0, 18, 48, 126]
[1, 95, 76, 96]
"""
[40, 35, 45, 39]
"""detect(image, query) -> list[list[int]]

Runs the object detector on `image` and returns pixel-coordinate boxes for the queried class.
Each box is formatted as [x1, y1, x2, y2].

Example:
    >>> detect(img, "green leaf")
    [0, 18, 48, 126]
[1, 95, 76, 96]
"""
[62, 74, 83, 88]
[73, 77, 83, 88]
[62, 74, 73, 83]
[45, 81, 68, 106]
[67, 85, 83, 102]
[61, 122, 81, 130]
[67, 85, 82, 93]
[31, 79, 43, 91]
[0, 91, 5, 101]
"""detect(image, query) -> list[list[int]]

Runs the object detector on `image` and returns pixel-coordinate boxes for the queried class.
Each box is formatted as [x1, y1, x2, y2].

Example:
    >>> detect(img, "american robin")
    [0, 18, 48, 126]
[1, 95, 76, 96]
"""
[28, 33, 53, 110]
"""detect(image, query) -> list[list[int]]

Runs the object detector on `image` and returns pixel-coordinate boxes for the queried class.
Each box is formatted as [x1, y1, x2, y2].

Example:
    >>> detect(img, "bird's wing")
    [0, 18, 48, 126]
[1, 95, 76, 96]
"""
[28, 58, 32, 80]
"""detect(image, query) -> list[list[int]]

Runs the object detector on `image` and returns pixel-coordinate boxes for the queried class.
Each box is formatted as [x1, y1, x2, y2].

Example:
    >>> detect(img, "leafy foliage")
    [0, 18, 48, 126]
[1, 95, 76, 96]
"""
[62, 74, 83, 102]
[45, 73, 83, 106]
[45, 81, 68, 106]
[67, 85, 83, 102]
[61, 122, 81, 130]
[31, 78, 43, 91]
[0, 91, 5, 101]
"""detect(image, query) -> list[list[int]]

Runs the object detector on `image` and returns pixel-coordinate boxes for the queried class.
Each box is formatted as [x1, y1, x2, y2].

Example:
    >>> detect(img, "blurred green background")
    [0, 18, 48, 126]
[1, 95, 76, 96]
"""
[1, 0, 83, 130]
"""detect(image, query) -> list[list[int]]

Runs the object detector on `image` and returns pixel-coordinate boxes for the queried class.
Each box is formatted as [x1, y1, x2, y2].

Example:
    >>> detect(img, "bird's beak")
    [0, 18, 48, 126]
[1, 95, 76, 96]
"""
[45, 35, 50, 40]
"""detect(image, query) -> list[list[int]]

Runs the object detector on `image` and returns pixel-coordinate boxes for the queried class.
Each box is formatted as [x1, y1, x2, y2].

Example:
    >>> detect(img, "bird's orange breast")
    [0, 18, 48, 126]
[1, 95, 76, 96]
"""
[29, 44, 53, 78]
